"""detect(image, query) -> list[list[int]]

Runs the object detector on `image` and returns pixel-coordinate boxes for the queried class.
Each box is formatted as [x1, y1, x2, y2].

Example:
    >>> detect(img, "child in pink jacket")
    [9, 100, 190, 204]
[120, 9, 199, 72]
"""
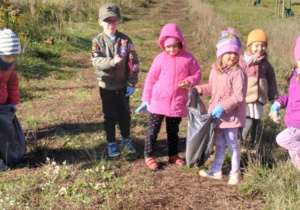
[135, 23, 201, 171]
[195, 28, 247, 185]
[270, 35, 300, 171]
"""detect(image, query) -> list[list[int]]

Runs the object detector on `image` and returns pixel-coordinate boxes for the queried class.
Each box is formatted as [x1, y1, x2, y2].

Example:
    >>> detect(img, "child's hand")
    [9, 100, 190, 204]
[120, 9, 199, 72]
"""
[269, 111, 280, 124]
[113, 54, 122, 65]
[210, 104, 224, 119]
[270, 102, 280, 115]
[194, 85, 203, 94]
[135, 102, 149, 114]
[178, 80, 190, 88]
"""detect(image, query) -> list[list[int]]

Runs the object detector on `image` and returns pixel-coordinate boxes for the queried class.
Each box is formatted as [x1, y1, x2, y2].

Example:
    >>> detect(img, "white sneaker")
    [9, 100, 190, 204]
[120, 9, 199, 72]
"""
[199, 168, 222, 180]
[228, 171, 241, 185]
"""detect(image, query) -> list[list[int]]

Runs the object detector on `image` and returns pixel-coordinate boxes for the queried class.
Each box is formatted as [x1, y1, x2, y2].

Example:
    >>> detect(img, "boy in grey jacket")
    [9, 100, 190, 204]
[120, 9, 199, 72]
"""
[91, 3, 139, 157]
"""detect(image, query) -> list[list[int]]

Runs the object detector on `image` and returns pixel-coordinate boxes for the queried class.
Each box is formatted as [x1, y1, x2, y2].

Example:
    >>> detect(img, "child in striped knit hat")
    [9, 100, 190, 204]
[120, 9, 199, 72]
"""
[0, 29, 21, 108]
[0, 29, 22, 170]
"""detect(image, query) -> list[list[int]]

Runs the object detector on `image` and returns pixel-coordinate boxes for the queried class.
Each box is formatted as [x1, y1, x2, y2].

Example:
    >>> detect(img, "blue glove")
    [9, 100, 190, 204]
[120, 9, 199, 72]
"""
[270, 102, 280, 114]
[11, 104, 16, 108]
[135, 102, 149, 114]
[125, 86, 135, 97]
[210, 104, 224, 119]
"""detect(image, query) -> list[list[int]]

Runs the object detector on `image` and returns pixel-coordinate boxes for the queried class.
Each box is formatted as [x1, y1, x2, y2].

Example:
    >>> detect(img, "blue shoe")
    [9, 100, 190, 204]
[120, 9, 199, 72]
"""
[120, 138, 136, 154]
[107, 142, 120, 157]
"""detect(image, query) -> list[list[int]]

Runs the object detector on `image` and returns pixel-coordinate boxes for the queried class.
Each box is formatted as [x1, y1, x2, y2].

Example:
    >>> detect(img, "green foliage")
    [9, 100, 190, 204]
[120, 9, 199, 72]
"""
[0, 3, 21, 30]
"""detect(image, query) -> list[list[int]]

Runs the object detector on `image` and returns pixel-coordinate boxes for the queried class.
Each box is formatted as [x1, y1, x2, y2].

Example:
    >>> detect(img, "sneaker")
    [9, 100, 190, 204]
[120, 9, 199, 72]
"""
[120, 138, 136, 154]
[107, 142, 120, 157]
[145, 157, 158, 171]
[199, 168, 222, 180]
[168, 155, 185, 165]
[228, 171, 241, 185]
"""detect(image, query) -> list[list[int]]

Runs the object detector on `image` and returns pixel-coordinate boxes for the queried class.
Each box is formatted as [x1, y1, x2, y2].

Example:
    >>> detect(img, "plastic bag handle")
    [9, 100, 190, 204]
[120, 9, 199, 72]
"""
[187, 86, 207, 115]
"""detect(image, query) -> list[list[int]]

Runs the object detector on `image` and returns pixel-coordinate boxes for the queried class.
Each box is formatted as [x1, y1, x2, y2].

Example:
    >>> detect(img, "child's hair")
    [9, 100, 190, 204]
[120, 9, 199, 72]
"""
[293, 35, 300, 62]
[0, 29, 21, 56]
[286, 68, 294, 86]
[285, 36, 300, 85]
[216, 54, 239, 72]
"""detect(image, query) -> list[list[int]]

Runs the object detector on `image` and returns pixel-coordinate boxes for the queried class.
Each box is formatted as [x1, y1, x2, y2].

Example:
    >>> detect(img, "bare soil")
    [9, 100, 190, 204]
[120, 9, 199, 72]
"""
[6, 0, 265, 209]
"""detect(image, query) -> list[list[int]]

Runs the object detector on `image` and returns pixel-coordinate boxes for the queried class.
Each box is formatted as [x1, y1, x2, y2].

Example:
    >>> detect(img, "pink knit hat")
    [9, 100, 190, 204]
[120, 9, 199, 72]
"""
[164, 37, 180, 47]
[216, 28, 241, 58]
[293, 35, 300, 62]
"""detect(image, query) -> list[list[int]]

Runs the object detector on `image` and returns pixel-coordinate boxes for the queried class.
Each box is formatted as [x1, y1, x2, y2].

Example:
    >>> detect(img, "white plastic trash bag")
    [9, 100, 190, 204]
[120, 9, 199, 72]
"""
[186, 88, 216, 168]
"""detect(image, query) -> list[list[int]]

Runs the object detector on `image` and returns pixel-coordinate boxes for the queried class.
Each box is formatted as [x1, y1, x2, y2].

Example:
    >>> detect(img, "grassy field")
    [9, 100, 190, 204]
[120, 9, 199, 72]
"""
[0, 0, 299, 209]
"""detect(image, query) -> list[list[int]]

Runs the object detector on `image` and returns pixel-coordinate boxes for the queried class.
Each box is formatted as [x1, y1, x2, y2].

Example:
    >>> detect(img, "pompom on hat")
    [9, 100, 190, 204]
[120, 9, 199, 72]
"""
[164, 37, 180, 47]
[99, 3, 121, 21]
[0, 29, 21, 56]
[293, 35, 300, 62]
[246, 29, 268, 47]
[216, 28, 241, 58]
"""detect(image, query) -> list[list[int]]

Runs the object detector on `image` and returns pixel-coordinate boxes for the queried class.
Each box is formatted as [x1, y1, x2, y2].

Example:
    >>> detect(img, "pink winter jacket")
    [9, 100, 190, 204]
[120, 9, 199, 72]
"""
[141, 23, 201, 117]
[201, 63, 247, 128]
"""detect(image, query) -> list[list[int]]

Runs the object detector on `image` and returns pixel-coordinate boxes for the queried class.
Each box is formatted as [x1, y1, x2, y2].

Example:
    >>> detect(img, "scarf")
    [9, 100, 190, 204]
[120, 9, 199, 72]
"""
[0, 57, 14, 72]
[243, 52, 265, 66]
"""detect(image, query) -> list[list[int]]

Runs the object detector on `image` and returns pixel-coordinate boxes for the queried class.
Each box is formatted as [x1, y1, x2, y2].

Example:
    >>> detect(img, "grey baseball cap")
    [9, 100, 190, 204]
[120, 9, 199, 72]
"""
[99, 3, 121, 20]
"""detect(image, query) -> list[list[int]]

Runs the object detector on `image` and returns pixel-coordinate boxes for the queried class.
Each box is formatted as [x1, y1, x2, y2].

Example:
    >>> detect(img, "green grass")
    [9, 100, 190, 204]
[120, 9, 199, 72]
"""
[1, 0, 299, 209]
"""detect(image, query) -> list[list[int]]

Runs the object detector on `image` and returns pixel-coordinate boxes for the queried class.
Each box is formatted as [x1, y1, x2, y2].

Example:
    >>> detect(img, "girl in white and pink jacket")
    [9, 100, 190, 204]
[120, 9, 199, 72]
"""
[135, 23, 201, 171]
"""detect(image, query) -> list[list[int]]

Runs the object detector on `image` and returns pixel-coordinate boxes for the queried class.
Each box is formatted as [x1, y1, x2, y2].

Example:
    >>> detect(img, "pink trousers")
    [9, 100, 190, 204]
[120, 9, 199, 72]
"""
[276, 127, 300, 171]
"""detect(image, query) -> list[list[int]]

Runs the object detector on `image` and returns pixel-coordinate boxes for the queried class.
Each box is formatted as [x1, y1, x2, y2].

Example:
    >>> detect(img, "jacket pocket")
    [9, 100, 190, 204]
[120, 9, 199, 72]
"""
[221, 108, 237, 123]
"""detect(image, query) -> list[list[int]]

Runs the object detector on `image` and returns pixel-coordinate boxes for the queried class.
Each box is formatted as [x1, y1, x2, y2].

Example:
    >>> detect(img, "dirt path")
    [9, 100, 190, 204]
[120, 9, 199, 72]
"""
[11, 0, 265, 209]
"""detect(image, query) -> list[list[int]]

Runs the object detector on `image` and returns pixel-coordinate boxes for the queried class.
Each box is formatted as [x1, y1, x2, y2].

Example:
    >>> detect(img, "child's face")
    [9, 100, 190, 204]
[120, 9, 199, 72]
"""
[250, 41, 267, 57]
[297, 60, 300, 69]
[0, 55, 17, 63]
[98, 17, 119, 36]
[222, 52, 238, 67]
[165, 43, 180, 56]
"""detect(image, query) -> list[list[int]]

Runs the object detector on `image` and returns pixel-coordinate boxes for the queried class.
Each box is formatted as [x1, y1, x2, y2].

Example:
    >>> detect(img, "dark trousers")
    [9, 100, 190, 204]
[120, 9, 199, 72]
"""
[240, 117, 261, 147]
[100, 87, 131, 143]
[144, 113, 182, 157]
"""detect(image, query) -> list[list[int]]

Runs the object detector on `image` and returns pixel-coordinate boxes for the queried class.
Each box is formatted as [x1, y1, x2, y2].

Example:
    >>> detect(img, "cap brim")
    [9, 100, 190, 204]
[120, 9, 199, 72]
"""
[100, 13, 119, 21]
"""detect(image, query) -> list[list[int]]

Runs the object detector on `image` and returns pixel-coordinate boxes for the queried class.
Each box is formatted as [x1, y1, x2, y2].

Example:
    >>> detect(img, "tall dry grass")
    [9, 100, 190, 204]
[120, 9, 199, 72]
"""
[187, 0, 228, 71]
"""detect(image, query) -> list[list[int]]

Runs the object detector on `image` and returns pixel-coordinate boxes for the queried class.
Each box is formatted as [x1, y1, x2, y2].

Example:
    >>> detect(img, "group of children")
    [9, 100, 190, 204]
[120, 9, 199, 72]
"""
[1, 3, 299, 185]
[91, 3, 300, 185]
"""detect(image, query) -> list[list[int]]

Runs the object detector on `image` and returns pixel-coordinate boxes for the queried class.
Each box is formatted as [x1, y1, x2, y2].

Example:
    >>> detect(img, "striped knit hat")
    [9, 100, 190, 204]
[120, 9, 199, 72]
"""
[216, 28, 241, 58]
[0, 29, 21, 56]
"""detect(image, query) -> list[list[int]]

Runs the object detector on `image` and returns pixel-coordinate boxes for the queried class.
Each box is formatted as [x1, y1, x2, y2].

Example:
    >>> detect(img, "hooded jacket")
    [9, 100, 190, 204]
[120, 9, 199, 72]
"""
[0, 65, 19, 105]
[142, 23, 201, 117]
[276, 68, 300, 129]
[200, 63, 247, 128]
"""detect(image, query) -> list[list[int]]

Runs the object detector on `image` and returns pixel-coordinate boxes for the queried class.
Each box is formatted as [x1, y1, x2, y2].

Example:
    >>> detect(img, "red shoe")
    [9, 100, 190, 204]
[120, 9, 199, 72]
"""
[145, 157, 158, 171]
[169, 155, 185, 165]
